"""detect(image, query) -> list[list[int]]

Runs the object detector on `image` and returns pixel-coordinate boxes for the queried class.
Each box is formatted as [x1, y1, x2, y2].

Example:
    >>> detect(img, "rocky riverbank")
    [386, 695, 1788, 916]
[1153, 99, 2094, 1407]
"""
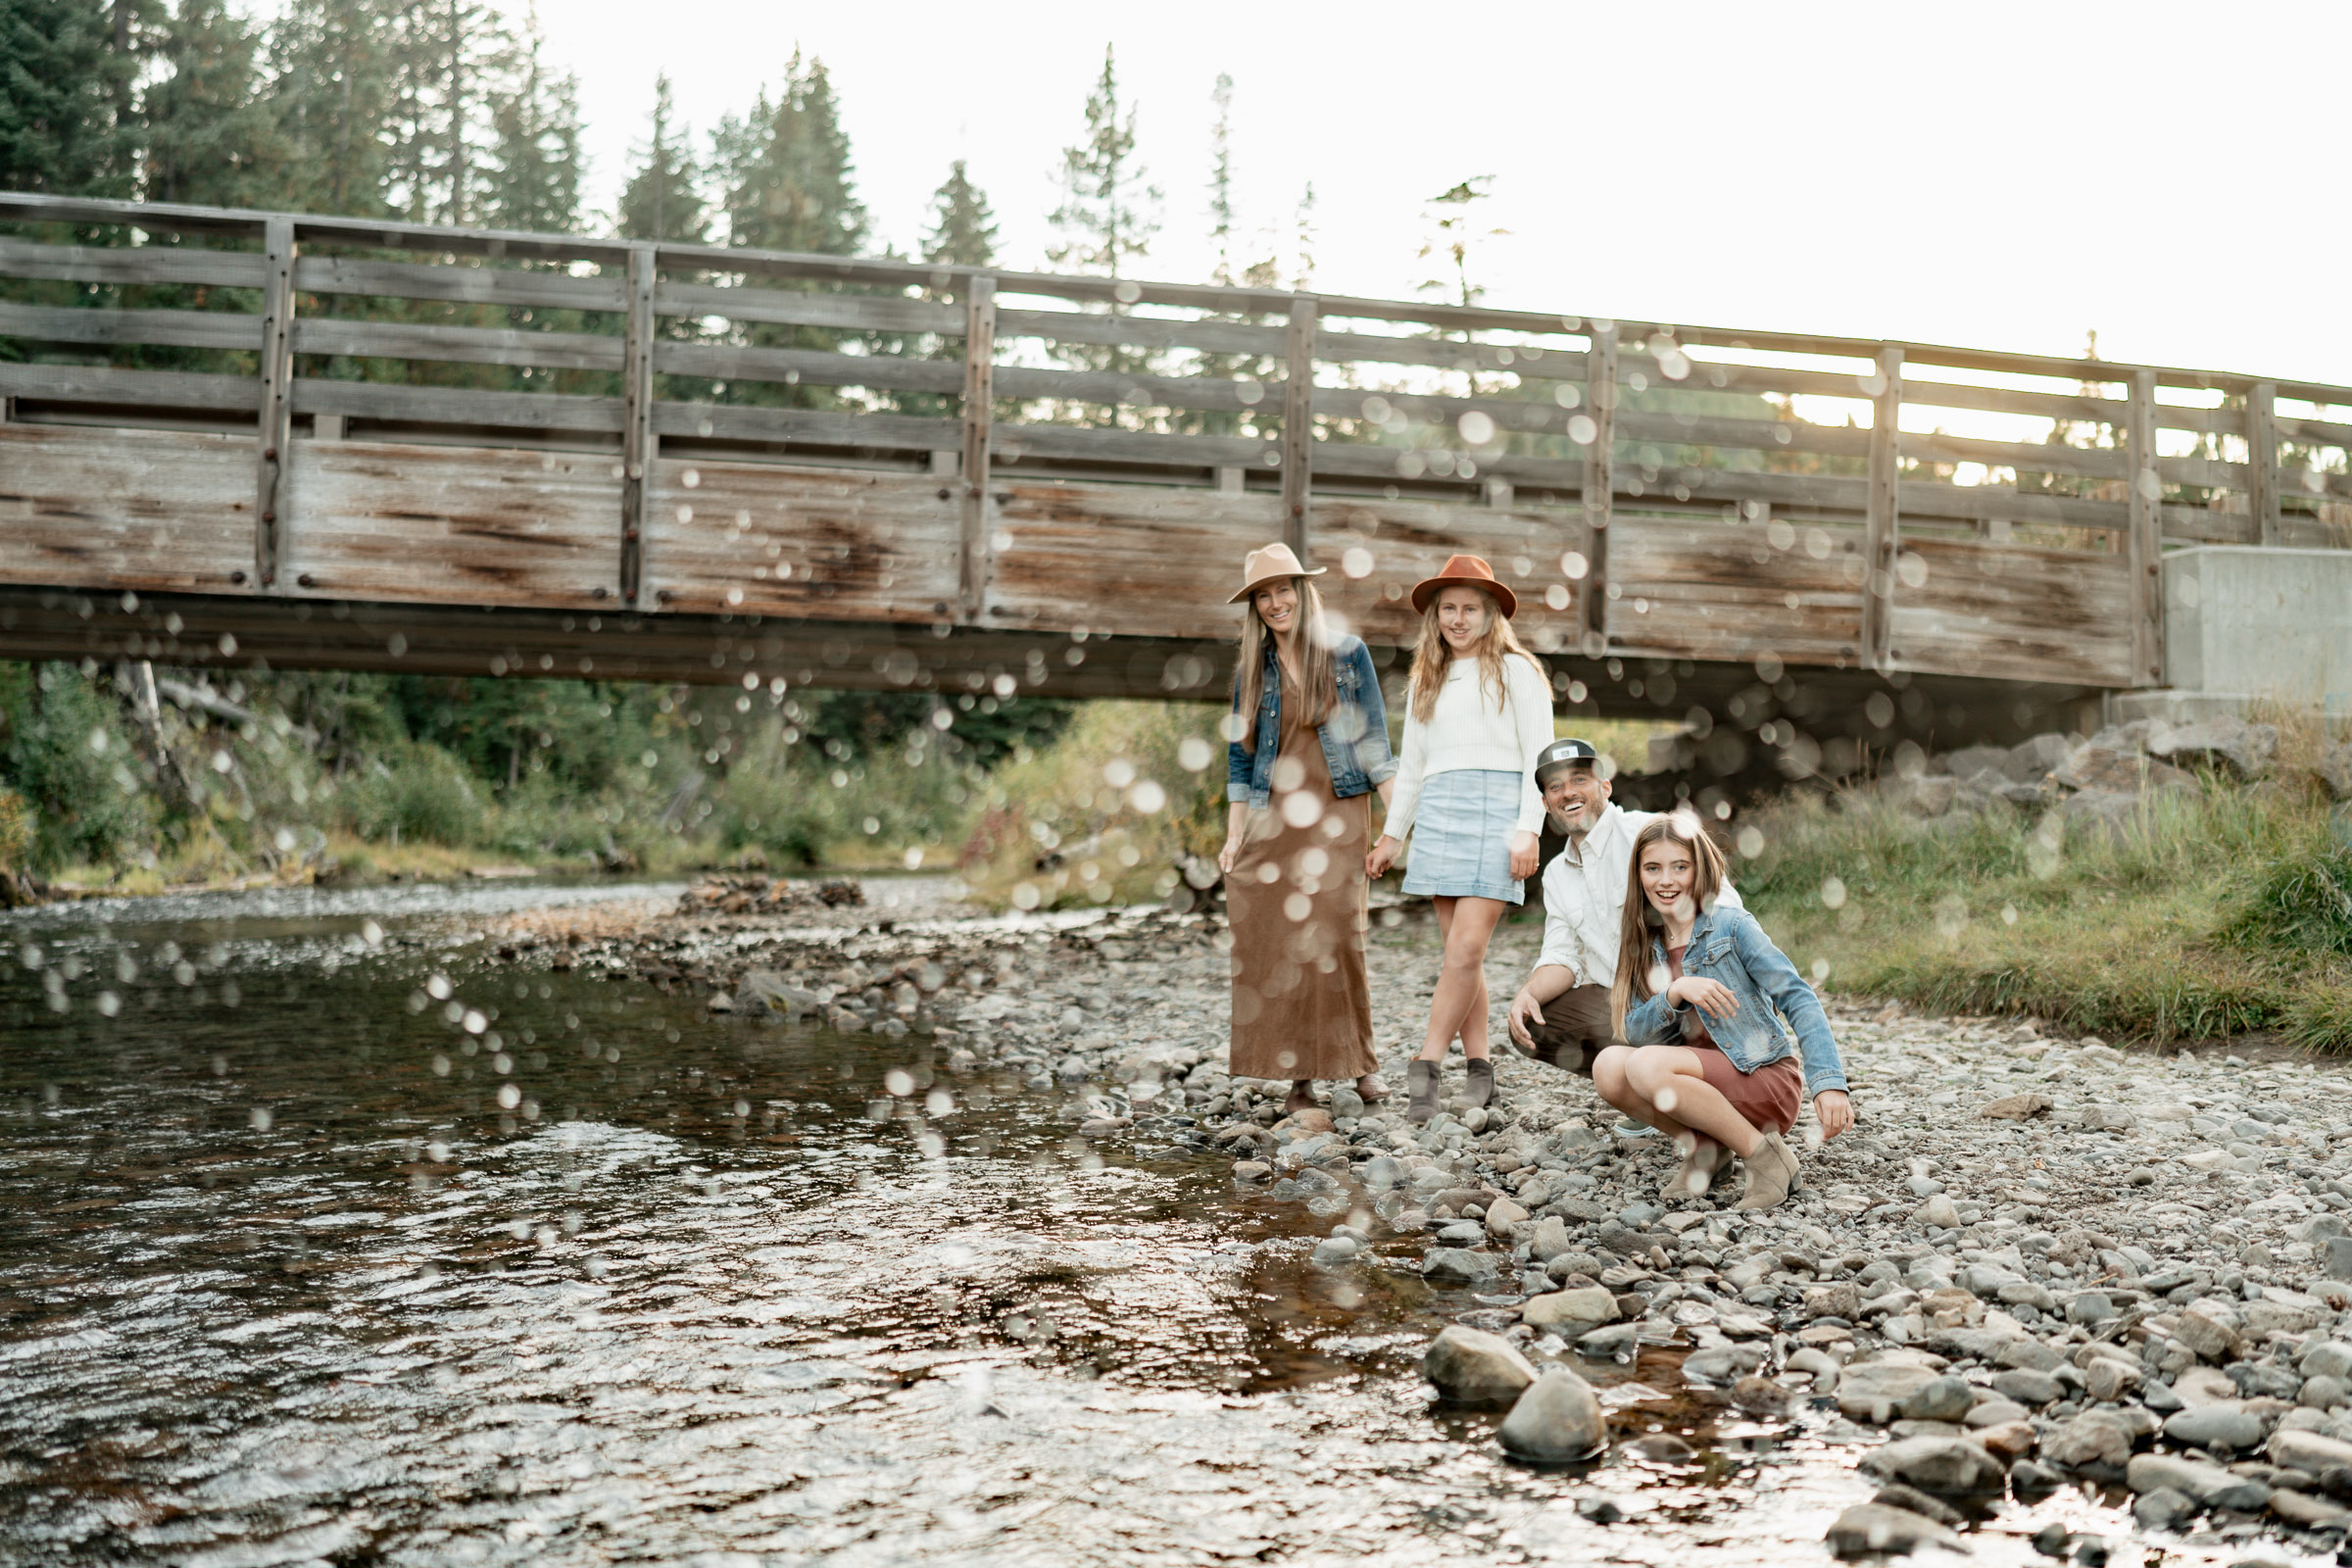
[473, 875, 2352, 1560]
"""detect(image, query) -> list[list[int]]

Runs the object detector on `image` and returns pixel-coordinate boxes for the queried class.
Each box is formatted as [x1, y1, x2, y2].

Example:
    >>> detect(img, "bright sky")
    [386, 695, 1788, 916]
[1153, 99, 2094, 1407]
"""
[537, 0, 2345, 393]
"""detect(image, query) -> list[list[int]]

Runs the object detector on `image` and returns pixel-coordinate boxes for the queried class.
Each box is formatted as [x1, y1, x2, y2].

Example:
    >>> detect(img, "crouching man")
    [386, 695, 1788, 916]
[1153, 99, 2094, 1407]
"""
[1504, 738, 1742, 1074]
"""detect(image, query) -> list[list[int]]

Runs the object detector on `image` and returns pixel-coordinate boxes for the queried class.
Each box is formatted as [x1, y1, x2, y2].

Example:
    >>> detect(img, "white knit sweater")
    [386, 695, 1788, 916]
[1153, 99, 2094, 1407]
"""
[1385, 655, 1552, 840]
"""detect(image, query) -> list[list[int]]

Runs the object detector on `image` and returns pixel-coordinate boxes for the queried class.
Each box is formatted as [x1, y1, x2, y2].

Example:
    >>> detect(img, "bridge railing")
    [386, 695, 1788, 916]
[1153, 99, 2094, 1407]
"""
[2, 191, 2346, 695]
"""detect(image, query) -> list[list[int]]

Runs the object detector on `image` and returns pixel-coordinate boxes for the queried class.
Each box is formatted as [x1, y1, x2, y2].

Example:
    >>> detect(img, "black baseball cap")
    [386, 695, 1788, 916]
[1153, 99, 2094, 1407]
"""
[1534, 737, 1601, 786]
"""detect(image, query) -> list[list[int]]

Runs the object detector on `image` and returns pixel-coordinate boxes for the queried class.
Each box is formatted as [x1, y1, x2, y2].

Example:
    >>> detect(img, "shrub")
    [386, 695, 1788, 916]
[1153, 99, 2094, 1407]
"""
[344, 743, 485, 846]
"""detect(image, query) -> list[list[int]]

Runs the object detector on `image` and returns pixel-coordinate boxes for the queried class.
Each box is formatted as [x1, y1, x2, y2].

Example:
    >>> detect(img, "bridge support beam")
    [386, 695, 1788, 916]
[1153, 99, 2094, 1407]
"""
[1578, 323, 1616, 658]
[1860, 343, 1904, 668]
[619, 243, 656, 608]
[1281, 295, 1317, 560]
[2126, 369, 2165, 686]
[252, 215, 295, 592]
[959, 274, 997, 622]
[2246, 380, 2280, 548]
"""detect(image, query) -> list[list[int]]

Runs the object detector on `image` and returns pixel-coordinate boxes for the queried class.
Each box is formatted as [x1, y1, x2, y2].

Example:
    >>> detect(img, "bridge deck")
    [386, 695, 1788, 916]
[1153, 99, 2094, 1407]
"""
[2, 193, 2343, 742]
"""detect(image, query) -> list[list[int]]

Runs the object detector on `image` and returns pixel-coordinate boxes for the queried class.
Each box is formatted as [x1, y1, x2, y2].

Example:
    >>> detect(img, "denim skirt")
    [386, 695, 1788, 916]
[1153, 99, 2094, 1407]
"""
[1401, 768, 1524, 904]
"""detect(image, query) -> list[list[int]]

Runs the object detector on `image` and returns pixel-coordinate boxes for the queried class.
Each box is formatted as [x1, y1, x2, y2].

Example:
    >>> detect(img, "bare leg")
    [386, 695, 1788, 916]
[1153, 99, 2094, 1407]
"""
[1414, 896, 1506, 1063]
[1596, 1044, 1763, 1158]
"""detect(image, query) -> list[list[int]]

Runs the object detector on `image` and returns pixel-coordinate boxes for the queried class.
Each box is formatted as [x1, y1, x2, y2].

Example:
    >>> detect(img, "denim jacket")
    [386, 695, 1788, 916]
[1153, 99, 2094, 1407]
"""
[1226, 634, 1398, 808]
[1621, 905, 1849, 1100]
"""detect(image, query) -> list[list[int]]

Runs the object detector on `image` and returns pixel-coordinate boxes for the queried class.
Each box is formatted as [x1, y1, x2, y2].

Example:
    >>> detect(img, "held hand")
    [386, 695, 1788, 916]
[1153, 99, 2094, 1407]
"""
[1506, 830, 1539, 880]
[1813, 1089, 1855, 1141]
[1218, 835, 1244, 876]
[1506, 988, 1544, 1048]
[1666, 974, 1740, 1019]
[1365, 836, 1400, 879]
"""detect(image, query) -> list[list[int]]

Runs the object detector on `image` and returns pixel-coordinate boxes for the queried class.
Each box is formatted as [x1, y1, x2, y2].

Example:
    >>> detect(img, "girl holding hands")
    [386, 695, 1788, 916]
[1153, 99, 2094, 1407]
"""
[1367, 556, 1553, 1124]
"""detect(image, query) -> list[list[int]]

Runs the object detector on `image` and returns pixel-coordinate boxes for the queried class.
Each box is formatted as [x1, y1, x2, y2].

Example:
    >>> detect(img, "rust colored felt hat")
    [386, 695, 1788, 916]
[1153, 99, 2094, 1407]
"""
[1408, 554, 1517, 618]
[1227, 541, 1327, 604]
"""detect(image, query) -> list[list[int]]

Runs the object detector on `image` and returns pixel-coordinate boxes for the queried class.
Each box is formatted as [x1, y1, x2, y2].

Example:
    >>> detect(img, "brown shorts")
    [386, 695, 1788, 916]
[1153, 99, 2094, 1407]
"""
[1688, 1042, 1802, 1136]
[1518, 983, 1617, 1078]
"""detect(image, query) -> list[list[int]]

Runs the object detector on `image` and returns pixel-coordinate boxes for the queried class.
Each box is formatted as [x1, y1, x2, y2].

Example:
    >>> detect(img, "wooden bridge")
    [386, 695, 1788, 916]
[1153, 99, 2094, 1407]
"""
[2, 191, 2345, 752]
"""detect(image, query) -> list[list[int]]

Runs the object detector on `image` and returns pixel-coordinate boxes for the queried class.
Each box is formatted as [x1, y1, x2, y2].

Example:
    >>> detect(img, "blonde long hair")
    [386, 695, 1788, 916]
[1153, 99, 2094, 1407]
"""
[1406, 586, 1544, 724]
[1608, 812, 1732, 1039]
[1235, 576, 1335, 752]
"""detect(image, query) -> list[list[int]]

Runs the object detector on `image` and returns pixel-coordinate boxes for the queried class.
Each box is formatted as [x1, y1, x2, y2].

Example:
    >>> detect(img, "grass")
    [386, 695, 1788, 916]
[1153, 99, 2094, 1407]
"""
[1737, 760, 2352, 1052]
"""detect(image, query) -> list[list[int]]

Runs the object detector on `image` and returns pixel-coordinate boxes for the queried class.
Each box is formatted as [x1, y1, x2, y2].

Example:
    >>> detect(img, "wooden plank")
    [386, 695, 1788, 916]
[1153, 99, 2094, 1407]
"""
[997, 307, 1280, 359]
[2276, 413, 2352, 446]
[1885, 538, 2133, 687]
[653, 403, 955, 450]
[655, 340, 959, 394]
[281, 440, 620, 608]
[1897, 429, 2128, 481]
[2125, 369, 2163, 687]
[2246, 380, 2280, 546]
[960, 274, 996, 622]
[293, 254, 626, 312]
[1898, 376, 2126, 425]
[658, 279, 959, 335]
[640, 460, 959, 621]
[1604, 514, 1866, 670]
[1859, 346, 1904, 669]
[2153, 403, 2241, 437]
[1580, 324, 1617, 654]
[254, 216, 296, 591]
[2158, 452, 2249, 490]
[990, 421, 1275, 469]
[1308, 498, 1589, 651]
[620, 245, 656, 608]
[1282, 296, 1317, 558]
[292, 317, 621, 372]
[0, 301, 258, 352]
[0, 362, 260, 412]
[0, 237, 266, 289]
[296, 380, 625, 433]
[1317, 330, 1585, 378]
[984, 479, 1280, 643]
[0, 424, 256, 591]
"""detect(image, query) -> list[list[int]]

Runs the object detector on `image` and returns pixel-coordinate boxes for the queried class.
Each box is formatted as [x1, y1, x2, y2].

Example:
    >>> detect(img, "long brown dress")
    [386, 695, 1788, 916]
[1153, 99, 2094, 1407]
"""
[1228, 664, 1377, 1081]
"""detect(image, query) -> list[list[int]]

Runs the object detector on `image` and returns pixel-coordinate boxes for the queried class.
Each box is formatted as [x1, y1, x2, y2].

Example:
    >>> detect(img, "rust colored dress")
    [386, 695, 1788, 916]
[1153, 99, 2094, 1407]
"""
[1227, 665, 1377, 1082]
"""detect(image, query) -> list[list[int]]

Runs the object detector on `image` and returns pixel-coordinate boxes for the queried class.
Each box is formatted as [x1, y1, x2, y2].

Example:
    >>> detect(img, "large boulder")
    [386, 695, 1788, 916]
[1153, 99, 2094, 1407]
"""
[1421, 1325, 1536, 1405]
[1838, 1360, 1941, 1423]
[2055, 742, 2193, 796]
[1943, 743, 2020, 785]
[1423, 1248, 1500, 1286]
[1858, 1436, 2009, 1495]
[1496, 1367, 1606, 1461]
[2149, 716, 2278, 778]
[2319, 743, 2352, 802]
[2126, 1452, 2273, 1512]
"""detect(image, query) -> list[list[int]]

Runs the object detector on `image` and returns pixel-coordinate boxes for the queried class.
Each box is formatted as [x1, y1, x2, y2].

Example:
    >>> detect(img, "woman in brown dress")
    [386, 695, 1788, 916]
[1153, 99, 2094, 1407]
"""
[1217, 543, 1398, 1116]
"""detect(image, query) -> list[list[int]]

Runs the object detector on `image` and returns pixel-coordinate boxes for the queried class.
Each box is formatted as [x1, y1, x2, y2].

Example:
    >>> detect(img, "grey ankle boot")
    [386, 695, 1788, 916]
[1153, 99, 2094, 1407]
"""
[1405, 1059, 1441, 1123]
[1460, 1056, 1494, 1109]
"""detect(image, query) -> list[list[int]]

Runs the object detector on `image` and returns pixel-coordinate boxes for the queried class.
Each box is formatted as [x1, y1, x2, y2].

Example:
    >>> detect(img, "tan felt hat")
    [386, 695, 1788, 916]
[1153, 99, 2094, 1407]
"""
[1409, 553, 1517, 618]
[1228, 541, 1327, 605]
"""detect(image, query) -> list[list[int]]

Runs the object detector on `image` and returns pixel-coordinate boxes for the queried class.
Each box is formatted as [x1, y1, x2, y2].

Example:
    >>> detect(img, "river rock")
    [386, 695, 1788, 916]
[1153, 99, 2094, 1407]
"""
[1484, 1197, 1529, 1239]
[1981, 1092, 2053, 1120]
[2132, 1486, 2198, 1531]
[1897, 1377, 1976, 1424]
[2270, 1488, 2352, 1529]
[2270, 1427, 2352, 1476]
[1311, 1236, 1359, 1266]
[1327, 1087, 1365, 1120]
[2173, 1364, 2239, 1405]
[2042, 1412, 2136, 1470]
[2173, 1302, 2244, 1362]
[1826, 1503, 1962, 1560]
[1974, 1421, 2038, 1461]
[2126, 1452, 2273, 1512]
[2082, 1355, 2143, 1402]
[1359, 1154, 1404, 1192]
[2301, 1342, 2352, 1380]
[1421, 1325, 1536, 1405]
[1423, 1248, 1499, 1285]
[1911, 1194, 1963, 1230]
[2163, 1401, 2265, 1451]
[1496, 1367, 1605, 1462]
[1869, 1484, 1966, 1528]
[1858, 1436, 2008, 1495]
[1838, 1361, 1940, 1423]
[1528, 1215, 1573, 1263]
[1992, 1368, 2063, 1406]
[1523, 1286, 1617, 1336]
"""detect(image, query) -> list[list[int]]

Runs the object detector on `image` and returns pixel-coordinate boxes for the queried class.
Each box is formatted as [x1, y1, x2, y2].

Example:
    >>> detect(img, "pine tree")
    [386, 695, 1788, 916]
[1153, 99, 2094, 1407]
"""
[614, 73, 706, 243]
[920, 159, 995, 267]
[382, 0, 515, 225]
[1417, 176, 1504, 308]
[0, 0, 134, 195]
[267, 0, 397, 217]
[485, 11, 580, 232]
[1046, 45, 1158, 278]
[141, 0, 280, 209]
[714, 51, 865, 256]
[1205, 73, 1235, 287]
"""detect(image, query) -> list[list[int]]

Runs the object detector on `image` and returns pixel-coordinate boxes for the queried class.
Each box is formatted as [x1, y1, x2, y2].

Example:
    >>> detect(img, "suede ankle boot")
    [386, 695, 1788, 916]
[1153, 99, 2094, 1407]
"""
[1459, 1056, 1494, 1110]
[1405, 1059, 1441, 1124]
[1735, 1131, 1801, 1210]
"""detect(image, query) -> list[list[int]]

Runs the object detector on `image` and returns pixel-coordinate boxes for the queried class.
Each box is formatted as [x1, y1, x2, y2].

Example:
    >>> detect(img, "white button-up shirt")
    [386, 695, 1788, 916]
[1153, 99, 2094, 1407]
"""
[1534, 804, 1742, 988]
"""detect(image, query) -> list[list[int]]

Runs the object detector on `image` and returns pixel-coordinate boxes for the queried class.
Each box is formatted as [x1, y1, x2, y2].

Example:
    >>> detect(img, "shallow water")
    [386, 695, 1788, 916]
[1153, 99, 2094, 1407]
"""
[0, 884, 2218, 1565]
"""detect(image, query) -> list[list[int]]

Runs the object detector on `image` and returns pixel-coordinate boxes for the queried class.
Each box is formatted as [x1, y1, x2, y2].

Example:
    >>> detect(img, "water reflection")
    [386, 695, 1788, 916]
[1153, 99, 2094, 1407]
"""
[0, 886, 2147, 1565]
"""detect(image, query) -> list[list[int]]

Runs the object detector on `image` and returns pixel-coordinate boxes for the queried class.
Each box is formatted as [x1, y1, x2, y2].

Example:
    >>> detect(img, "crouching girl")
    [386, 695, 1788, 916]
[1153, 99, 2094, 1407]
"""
[1595, 813, 1854, 1209]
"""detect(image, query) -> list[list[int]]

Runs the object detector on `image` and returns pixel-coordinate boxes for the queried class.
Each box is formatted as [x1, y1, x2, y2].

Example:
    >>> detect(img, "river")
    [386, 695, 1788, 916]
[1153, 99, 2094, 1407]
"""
[0, 881, 2167, 1565]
